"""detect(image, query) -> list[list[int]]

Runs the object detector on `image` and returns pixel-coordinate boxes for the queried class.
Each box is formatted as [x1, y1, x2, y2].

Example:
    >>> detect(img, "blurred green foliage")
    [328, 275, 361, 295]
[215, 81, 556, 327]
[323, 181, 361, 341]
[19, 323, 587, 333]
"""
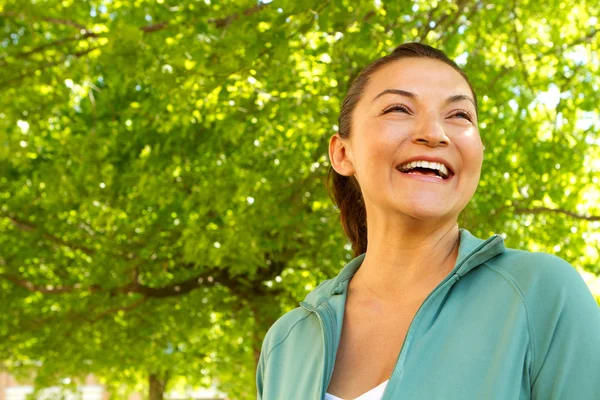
[0, 0, 599, 398]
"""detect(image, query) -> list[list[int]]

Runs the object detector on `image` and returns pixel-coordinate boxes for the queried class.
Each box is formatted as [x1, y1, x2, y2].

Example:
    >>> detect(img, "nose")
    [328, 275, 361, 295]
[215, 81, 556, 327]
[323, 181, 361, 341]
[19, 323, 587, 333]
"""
[412, 116, 449, 147]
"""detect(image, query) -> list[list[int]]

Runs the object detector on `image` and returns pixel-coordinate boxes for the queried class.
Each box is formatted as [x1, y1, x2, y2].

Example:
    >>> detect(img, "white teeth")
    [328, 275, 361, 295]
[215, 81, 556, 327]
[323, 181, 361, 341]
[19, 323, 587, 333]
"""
[397, 160, 450, 178]
[440, 164, 448, 177]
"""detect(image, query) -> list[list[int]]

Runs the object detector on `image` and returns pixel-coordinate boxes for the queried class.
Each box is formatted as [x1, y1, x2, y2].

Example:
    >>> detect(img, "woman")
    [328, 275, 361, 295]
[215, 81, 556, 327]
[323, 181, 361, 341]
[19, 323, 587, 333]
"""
[256, 43, 600, 399]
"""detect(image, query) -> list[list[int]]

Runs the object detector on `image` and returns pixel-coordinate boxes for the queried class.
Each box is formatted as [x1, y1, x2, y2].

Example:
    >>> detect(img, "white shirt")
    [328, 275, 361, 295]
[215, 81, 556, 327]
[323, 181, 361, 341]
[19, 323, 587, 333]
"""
[325, 380, 389, 400]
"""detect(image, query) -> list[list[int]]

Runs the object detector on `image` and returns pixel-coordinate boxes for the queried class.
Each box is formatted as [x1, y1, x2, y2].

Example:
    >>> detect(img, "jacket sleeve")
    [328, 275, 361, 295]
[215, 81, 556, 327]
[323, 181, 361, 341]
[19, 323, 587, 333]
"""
[529, 256, 600, 399]
[256, 330, 270, 400]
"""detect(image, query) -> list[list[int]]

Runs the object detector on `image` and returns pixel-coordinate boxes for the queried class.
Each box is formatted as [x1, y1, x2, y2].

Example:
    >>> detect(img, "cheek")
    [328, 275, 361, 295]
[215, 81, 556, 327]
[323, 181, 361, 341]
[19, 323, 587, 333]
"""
[456, 131, 484, 169]
[353, 123, 400, 166]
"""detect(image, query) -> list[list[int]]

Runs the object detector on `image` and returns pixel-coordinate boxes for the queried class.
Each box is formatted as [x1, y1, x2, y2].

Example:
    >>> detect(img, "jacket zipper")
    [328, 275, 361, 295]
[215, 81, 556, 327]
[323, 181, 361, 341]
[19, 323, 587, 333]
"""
[378, 274, 459, 399]
[379, 234, 501, 399]
[303, 234, 501, 400]
[299, 301, 337, 399]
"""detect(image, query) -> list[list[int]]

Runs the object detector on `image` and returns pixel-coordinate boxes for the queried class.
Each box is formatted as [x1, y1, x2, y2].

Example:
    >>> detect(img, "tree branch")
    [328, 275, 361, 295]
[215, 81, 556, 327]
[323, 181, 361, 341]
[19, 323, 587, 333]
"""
[135, 2, 272, 34]
[0, 3, 269, 44]
[419, 1, 441, 41]
[0, 12, 88, 32]
[119, 268, 240, 298]
[3, 212, 248, 298]
[0, 2, 273, 67]
[487, 26, 599, 93]
[87, 297, 149, 323]
[208, 3, 270, 28]
[0, 272, 100, 294]
[6, 296, 150, 340]
[0, 265, 239, 298]
[7, 32, 99, 60]
[42, 17, 88, 31]
[141, 22, 169, 34]
[419, 0, 470, 42]
[0, 46, 102, 90]
[439, 0, 480, 46]
[514, 206, 600, 221]
[6, 214, 96, 255]
[510, 3, 536, 94]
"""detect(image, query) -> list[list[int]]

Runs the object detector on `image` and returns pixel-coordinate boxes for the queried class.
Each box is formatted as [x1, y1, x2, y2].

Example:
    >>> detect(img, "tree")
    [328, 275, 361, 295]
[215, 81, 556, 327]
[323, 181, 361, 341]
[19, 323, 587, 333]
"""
[1, 0, 599, 398]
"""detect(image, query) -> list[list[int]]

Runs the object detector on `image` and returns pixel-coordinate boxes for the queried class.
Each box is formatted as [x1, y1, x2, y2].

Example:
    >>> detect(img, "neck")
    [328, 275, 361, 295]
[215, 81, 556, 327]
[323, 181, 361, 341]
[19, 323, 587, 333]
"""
[353, 214, 460, 301]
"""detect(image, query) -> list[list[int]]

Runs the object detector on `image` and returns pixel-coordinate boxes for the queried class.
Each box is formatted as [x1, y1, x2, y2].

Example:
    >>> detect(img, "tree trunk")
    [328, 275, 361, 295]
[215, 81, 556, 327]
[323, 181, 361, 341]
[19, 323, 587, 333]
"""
[149, 373, 168, 400]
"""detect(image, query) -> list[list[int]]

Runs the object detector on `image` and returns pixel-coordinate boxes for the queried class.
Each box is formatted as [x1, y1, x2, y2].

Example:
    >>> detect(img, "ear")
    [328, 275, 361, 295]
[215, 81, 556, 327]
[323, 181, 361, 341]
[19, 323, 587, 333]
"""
[329, 133, 356, 176]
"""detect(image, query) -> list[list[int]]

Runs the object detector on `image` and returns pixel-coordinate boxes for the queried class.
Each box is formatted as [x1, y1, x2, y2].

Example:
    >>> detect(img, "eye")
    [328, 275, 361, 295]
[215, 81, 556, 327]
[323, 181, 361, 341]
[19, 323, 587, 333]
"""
[382, 103, 411, 114]
[450, 110, 473, 122]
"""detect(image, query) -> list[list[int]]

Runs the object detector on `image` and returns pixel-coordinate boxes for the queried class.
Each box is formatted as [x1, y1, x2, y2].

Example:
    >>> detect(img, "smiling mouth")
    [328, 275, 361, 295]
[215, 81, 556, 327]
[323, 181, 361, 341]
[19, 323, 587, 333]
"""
[396, 160, 453, 180]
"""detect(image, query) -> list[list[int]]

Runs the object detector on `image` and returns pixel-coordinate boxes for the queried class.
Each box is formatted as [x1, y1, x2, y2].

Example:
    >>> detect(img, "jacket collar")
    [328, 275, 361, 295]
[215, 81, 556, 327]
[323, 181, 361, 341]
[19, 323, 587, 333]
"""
[303, 228, 505, 307]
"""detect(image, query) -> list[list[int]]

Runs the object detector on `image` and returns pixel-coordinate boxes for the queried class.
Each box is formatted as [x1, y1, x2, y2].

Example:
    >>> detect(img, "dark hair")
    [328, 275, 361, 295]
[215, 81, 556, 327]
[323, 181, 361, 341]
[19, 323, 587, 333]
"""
[327, 42, 478, 257]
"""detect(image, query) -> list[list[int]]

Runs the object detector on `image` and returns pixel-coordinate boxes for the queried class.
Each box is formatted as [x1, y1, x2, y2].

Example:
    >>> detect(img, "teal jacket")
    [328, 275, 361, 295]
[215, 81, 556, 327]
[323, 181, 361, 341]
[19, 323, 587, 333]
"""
[257, 230, 600, 399]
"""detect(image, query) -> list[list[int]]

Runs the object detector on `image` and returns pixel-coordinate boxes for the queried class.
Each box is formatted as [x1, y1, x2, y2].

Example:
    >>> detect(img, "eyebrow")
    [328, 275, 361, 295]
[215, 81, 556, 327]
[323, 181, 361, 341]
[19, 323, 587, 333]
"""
[372, 89, 476, 109]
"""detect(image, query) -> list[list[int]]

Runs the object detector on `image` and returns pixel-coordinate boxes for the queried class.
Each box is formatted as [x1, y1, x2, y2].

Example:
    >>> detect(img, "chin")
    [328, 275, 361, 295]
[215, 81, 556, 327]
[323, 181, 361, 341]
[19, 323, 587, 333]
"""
[393, 200, 459, 222]
[403, 209, 454, 222]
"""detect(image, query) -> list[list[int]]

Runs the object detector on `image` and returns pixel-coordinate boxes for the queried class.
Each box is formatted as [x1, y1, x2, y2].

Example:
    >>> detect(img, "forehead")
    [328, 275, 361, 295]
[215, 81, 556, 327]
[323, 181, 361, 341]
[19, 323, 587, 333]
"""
[363, 58, 473, 101]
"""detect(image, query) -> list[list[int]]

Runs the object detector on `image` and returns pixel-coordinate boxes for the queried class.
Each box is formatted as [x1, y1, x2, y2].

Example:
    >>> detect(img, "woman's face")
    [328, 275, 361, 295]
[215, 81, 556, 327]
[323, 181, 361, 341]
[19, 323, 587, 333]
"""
[330, 58, 483, 223]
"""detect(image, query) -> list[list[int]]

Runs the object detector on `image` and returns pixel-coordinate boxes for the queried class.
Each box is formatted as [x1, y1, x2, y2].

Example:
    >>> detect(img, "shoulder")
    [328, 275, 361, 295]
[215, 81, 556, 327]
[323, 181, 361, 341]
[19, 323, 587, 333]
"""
[482, 248, 599, 337]
[260, 306, 321, 363]
[480, 248, 598, 332]
[483, 248, 590, 299]
[485, 248, 600, 376]
[258, 275, 344, 361]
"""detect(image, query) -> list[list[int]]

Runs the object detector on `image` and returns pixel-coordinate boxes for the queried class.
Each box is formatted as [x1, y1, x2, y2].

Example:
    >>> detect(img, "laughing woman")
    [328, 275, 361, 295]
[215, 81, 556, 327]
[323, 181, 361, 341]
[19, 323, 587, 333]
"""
[256, 43, 600, 400]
